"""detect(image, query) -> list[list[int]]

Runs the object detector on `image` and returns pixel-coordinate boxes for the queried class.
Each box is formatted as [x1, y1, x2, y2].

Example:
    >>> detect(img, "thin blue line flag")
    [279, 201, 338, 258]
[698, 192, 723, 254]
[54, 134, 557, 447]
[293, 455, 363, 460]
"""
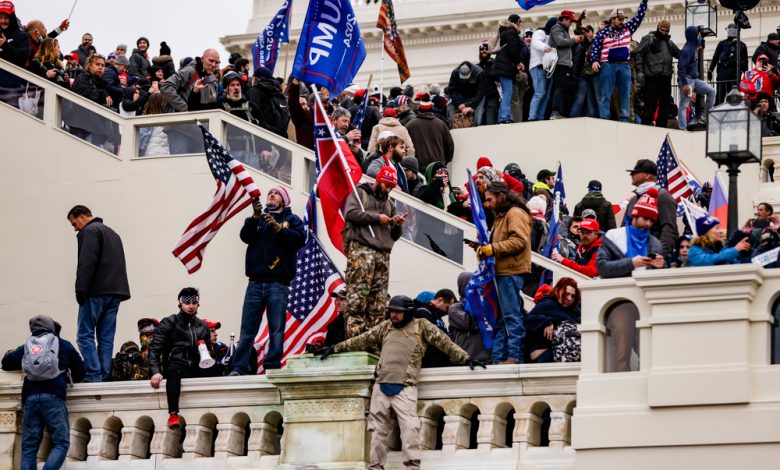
[251, 0, 293, 74]
[292, 0, 367, 97]
[516, 0, 558, 11]
[464, 169, 498, 350]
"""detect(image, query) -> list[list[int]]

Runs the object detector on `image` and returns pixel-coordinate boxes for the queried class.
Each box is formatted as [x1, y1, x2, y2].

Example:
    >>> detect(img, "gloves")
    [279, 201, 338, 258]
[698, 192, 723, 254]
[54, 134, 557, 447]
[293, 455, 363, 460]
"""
[707, 70, 713, 82]
[467, 358, 487, 370]
[261, 213, 281, 232]
[252, 198, 263, 218]
[313, 345, 336, 360]
[76, 292, 87, 305]
[476, 244, 493, 258]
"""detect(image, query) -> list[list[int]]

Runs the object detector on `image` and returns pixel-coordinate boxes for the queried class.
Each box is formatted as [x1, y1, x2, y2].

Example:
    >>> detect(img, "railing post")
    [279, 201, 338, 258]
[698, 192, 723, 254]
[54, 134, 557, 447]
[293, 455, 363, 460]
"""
[247, 422, 281, 457]
[86, 427, 119, 460]
[117, 426, 151, 460]
[181, 424, 214, 459]
[149, 425, 182, 459]
[441, 415, 470, 453]
[213, 422, 245, 458]
[513, 412, 542, 449]
[477, 414, 507, 450]
[418, 415, 439, 450]
[548, 411, 571, 448]
[0, 411, 18, 469]
[66, 427, 89, 461]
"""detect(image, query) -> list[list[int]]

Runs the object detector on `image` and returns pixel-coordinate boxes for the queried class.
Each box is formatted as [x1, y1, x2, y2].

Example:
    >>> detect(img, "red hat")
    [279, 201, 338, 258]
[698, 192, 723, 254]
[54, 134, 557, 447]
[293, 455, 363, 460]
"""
[383, 107, 397, 118]
[560, 10, 577, 21]
[579, 218, 600, 232]
[376, 166, 398, 188]
[202, 319, 221, 330]
[476, 157, 493, 170]
[631, 188, 659, 222]
[0, 1, 14, 15]
[414, 91, 430, 102]
[67, 53, 79, 61]
[354, 88, 367, 99]
[418, 100, 433, 111]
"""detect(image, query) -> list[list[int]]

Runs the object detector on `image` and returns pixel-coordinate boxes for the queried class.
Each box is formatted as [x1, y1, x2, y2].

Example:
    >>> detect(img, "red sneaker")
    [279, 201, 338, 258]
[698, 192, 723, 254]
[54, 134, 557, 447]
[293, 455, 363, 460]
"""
[167, 412, 181, 430]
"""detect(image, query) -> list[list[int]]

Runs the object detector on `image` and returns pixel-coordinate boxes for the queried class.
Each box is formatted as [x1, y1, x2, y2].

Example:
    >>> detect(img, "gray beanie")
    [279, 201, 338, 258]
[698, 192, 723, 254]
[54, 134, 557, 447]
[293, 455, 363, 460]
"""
[29, 315, 56, 336]
[401, 156, 419, 174]
[116, 44, 128, 51]
[114, 55, 130, 66]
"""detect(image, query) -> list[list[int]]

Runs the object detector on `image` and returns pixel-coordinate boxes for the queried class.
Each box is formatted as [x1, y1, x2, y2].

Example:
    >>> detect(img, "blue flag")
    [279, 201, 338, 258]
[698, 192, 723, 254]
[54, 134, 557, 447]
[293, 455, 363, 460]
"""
[516, 0, 558, 10]
[352, 92, 369, 129]
[292, 0, 367, 97]
[251, 0, 293, 74]
[464, 169, 498, 350]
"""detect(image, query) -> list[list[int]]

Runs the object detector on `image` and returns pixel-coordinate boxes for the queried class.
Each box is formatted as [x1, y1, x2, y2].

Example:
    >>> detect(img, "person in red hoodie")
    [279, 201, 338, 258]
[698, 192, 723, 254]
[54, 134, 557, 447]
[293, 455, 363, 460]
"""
[551, 218, 602, 278]
[741, 54, 780, 109]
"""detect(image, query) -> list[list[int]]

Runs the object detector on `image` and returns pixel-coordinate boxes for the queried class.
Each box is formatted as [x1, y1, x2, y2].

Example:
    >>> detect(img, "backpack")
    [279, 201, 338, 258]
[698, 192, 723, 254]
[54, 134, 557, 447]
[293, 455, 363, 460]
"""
[262, 93, 291, 137]
[22, 333, 62, 381]
[488, 32, 504, 54]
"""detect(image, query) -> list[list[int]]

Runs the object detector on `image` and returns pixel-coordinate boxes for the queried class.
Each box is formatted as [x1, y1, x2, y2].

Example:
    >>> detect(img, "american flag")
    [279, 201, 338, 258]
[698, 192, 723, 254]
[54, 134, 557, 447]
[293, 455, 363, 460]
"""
[352, 91, 369, 129]
[656, 135, 693, 203]
[253, 232, 344, 373]
[172, 126, 261, 274]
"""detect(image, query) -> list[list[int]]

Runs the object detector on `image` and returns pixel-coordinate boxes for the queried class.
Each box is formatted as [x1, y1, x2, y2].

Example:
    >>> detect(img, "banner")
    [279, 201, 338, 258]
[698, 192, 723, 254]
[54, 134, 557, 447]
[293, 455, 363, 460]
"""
[377, 0, 411, 83]
[251, 0, 293, 74]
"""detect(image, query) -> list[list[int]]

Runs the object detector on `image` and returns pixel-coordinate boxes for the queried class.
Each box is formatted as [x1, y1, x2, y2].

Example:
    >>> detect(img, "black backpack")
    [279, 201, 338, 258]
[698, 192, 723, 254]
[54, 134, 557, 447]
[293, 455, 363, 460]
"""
[262, 93, 291, 137]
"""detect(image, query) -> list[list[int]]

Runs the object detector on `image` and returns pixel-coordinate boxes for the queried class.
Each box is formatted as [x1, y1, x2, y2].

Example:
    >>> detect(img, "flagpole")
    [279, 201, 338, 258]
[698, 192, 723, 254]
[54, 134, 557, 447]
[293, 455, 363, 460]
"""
[283, 43, 291, 83]
[309, 229, 346, 280]
[379, 33, 385, 102]
[311, 84, 376, 238]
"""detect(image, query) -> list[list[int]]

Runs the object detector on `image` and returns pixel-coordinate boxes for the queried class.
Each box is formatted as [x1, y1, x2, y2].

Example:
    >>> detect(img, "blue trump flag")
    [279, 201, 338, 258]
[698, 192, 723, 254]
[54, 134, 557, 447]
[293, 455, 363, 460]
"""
[251, 0, 293, 74]
[464, 169, 498, 350]
[292, 0, 367, 96]
[516, 0, 558, 11]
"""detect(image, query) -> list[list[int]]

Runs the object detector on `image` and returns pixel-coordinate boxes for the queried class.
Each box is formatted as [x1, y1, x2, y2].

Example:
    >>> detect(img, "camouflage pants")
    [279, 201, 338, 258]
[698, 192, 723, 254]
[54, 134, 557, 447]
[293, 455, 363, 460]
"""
[344, 242, 391, 338]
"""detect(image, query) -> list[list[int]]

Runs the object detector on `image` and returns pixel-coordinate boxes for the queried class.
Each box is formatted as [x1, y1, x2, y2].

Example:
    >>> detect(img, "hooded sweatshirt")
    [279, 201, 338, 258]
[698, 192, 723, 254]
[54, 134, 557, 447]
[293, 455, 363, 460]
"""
[415, 162, 456, 209]
[677, 26, 701, 88]
[448, 272, 491, 363]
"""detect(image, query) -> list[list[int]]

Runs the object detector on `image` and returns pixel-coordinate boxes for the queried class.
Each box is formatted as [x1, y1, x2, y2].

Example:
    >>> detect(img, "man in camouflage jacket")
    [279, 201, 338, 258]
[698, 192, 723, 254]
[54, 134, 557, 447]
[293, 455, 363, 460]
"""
[316, 295, 485, 470]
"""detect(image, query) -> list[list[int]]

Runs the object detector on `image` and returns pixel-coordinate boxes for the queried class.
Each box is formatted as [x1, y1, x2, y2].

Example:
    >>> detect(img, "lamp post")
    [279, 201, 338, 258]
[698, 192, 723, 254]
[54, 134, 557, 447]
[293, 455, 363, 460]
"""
[686, 0, 718, 38]
[706, 89, 762, 235]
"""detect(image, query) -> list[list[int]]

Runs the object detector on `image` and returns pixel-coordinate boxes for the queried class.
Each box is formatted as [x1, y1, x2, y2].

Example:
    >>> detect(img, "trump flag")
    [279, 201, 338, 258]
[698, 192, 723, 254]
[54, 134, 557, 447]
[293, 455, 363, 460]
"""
[251, 0, 293, 74]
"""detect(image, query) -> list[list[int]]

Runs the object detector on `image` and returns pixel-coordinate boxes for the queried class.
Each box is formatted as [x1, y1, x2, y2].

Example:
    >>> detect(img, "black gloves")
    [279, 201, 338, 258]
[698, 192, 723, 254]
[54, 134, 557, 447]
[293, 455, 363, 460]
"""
[76, 292, 87, 306]
[432, 177, 445, 190]
[261, 213, 281, 232]
[313, 346, 336, 360]
[467, 358, 487, 370]
[252, 198, 263, 218]
[707, 70, 713, 82]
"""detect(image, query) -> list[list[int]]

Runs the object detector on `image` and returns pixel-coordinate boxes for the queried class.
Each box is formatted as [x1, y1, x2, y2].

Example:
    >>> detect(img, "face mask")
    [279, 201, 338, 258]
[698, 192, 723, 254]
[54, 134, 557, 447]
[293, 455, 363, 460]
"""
[139, 333, 153, 348]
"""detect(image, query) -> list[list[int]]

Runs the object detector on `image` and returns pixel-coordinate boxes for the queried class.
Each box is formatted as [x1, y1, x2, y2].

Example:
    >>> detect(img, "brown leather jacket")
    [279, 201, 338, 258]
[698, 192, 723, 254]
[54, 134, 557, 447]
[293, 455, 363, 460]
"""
[490, 206, 532, 276]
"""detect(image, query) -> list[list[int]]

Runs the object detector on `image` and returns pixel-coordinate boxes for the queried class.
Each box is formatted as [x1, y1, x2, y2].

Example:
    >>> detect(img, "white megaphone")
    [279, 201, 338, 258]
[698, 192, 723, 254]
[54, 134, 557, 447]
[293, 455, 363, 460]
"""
[197, 340, 215, 369]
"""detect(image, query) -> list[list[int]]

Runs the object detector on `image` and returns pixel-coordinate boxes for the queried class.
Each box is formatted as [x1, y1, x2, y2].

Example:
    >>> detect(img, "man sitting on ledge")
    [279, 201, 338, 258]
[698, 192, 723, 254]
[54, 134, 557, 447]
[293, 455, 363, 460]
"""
[315, 295, 485, 470]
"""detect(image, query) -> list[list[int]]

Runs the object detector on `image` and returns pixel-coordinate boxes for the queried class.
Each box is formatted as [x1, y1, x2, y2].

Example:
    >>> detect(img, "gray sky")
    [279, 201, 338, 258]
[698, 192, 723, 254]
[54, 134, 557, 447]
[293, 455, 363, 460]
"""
[20, 0, 253, 62]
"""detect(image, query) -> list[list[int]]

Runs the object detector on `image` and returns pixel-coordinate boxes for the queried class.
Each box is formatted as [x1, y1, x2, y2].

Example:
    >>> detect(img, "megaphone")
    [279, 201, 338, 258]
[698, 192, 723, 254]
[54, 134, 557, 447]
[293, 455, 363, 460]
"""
[197, 340, 215, 369]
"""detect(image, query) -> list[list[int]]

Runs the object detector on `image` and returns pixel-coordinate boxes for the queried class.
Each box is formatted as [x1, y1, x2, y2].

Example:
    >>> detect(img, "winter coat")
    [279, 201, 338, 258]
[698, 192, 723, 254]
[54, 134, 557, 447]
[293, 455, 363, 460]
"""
[415, 162, 456, 210]
[677, 26, 701, 87]
[478, 57, 500, 98]
[128, 48, 150, 78]
[219, 94, 262, 126]
[121, 85, 149, 116]
[493, 21, 523, 78]
[636, 30, 681, 78]
[343, 182, 402, 253]
[596, 227, 663, 278]
[72, 71, 109, 105]
[525, 297, 580, 355]
[360, 105, 382, 148]
[246, 77, 291, 138]
[623, 187, 679, 258]
[448, 61, 490, 108]
[448, 273, 490, 363]
[548, 21, 577, 68]
[102, 64, 124, 107]
[2, 334, 85, 404]
[589, 0, 648, 64]
[75, 218, 131, 300]
[287, 83, 314, 149]
[367, 117, 416, 156]
[688, 243, 742, 266]
[240, 208, 306, 285]
[405, 113, 454, 169]
[0, 10, 30, 69]
[574, 192, 617, 231]
[148, 311, 211, 374]
[28, 59, 67, 87]
[160, 61, 219, 113]
[708, 39, 748, 80]
[753, 41, 780, 71]
[560, 237, 602, 278]
[152, 55, 176, 79]
[365, 155, 409, 194]
[490, 205, 532, 276]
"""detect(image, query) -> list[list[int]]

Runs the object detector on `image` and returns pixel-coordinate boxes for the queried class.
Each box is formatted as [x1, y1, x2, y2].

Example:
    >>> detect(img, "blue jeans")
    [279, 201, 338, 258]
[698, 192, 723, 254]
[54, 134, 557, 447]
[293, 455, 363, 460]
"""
[570, 76, 599, 118]
[677, 78, 717, 130]
[529, 66, 551, 120]
[77, 295, 120, 382]
[233, 281, 289, 373]
[497, 75, 514, 122]
[493, 275, 526, 363]
[21, 393, 70, 470]
[598, 62, 631, 121]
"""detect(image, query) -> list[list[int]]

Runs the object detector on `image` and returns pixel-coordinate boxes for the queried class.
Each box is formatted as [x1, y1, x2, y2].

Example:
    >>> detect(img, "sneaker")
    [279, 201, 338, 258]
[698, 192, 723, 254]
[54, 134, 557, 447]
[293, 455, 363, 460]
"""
[227, 371, 241, 376]
[550, 112, 565, 120]
[167, 412, 181, 430]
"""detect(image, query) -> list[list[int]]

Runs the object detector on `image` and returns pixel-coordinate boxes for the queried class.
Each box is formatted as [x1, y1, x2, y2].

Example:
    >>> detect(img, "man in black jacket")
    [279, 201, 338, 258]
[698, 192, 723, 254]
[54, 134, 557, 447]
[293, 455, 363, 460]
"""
[493, 14, 524, 124]
[149, 288, 212, 430]
[752, 33, 780, 73]
[708, 24, 748, 104]
[67, 205, 130, 382]
[2, 314, 85, 470]
[636, 20, 680, 128]
[230, 187, 306, 374]
[0, 1, 30, 87]
[477, 42, 500, 125]
[448, 61, 489, 124]
[246, 66, 290, 138]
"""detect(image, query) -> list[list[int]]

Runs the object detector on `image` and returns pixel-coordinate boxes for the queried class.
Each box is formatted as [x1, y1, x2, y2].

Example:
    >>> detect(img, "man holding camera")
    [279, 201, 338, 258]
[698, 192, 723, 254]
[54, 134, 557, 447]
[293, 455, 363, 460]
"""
[754, 92, 780, 137]
[332, 107, 367, 167]
[230, 187, 306, 375]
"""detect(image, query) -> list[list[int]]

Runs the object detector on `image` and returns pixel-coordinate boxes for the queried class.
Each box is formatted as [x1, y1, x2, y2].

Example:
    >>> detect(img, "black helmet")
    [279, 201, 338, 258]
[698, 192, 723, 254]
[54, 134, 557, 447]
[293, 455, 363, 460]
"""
[222, 71, 242, 89]
[387, 295, 414, 312]
[504, 163, 525, 180]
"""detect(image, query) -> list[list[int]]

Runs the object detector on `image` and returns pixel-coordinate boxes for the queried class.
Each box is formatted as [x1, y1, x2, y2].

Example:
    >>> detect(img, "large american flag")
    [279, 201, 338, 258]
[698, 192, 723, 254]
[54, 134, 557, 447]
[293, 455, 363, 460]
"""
[172, 126, 261, 274]
[253, 232, 344, 373]
[656, 135, 693, 203]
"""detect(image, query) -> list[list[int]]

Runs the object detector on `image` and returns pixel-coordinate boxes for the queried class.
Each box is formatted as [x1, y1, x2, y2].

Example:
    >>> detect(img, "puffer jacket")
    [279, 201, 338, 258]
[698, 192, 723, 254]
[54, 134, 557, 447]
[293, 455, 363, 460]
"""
[148, 311, 211, 374]
[489, 205, 532, 276]
[492, 21, 523, 78]
[574, 192, 617, 231]
[343, 182, 402, 252]
[636, 30, 680, 78]
[367, 117, 416, 156]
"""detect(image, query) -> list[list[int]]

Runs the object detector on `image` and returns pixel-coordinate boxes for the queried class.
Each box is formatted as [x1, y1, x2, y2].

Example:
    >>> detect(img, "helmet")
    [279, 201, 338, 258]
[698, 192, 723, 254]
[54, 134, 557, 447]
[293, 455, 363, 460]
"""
[702, 182, 712, 192]
[387, 295, 414, 312]
[222, 71, 241, 89]
[503, 163, 525, 180]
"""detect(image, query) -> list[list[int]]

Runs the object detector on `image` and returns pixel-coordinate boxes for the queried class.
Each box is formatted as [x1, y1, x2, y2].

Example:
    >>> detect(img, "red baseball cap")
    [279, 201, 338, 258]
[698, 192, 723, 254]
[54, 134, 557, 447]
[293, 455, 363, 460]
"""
[67, 53, 79, 61]
[202, 319, 221, 330]
[0, 1, 15, 15]
[579, 219, 600, 232]
[561, 10, 577, 21]
[376, 166, 398, 188]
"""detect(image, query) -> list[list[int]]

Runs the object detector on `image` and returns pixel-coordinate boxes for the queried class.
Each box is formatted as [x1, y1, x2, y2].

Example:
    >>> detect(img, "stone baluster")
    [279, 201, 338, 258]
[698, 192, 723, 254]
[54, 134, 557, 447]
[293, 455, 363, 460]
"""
[214, 423, 246, 458]
[418, 416, 439, 450]
[86, 427, 119, 460]
[181, 424, 214, 458]
[247, 422, 280, 458]
[117, 426, 151, 460]
[67, 427, 90, 461]
[441, 415, 470, 453]
[150, 426, 182, 459]
[547, 411, 571, 448]
[477, 414, 507, 450]
[513, 412, 542, 449]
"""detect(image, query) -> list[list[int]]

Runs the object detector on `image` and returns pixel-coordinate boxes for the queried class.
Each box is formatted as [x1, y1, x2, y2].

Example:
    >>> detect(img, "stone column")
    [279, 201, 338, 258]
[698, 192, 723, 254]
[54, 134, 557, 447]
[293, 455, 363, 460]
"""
[548, 411, 571, 449]
[117, 426, 151, 460]
[513, 412, 542, 449]
[182, 424, 214, 458]
[86, 427, 119, 460]
[477, 414, 507, 450]
[267, 352, 378, 470]
[214, 423, 246, 458]
[67, 427, 90, 461]
[247, 422, 280, 458]
[441, 415, 470, 453]
[150, 426, 182, 459]
[418, 416, 439, 450]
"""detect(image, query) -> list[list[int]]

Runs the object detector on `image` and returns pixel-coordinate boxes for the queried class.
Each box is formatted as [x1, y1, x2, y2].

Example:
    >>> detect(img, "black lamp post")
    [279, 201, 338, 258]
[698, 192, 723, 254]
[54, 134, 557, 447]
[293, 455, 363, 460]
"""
[706, 89, 762, 234]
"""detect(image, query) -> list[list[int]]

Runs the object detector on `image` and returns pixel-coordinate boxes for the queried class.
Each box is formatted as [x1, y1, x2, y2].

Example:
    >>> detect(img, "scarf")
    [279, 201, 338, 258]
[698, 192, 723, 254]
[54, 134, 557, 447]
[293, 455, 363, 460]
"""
[626, 224, 649, 258]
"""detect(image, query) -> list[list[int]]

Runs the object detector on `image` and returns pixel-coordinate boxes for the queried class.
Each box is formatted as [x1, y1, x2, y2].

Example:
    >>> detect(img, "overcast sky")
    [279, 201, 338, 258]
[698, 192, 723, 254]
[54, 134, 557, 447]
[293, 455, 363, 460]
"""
[20, 0, 253, 61]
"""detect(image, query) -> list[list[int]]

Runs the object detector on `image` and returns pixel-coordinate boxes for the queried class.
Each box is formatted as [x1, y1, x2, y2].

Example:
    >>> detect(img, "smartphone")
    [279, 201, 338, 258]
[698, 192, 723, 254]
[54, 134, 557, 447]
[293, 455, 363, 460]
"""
[463, 238, 478, 246]
[647, 252, 658, 259]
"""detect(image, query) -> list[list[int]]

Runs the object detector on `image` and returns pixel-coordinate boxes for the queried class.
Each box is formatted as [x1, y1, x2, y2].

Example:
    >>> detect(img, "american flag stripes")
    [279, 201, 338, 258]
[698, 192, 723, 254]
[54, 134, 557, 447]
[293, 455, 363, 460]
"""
[656, 135, 694, 204]
[172, 126, 261, 274]
[253, 233, 345, 373]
